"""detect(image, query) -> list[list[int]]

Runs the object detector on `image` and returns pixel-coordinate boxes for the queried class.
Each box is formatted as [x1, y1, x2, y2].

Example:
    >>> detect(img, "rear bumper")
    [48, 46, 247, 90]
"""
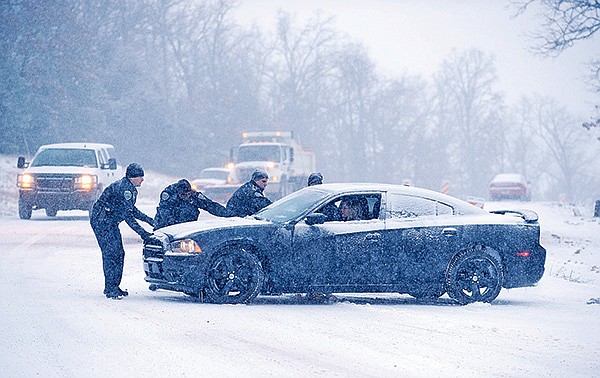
[503, 245, 546, 288]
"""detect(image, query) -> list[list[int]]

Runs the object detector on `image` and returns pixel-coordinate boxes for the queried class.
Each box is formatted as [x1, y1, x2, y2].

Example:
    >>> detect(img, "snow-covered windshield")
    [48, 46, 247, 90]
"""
[255, 188, 331, 223]
[31, 149, 98, 168]
[237, 145, 281, 163]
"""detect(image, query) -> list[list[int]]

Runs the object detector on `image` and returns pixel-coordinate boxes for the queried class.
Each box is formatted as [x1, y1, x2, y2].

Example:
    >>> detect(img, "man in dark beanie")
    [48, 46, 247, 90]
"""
[126, 162, 144, 178]
[90, 162, 154, 299]
[307, 172, 340, 221]
[226, 168, 272, 217]
[307, 172, 323, 186]
[154, 178, 234, 230]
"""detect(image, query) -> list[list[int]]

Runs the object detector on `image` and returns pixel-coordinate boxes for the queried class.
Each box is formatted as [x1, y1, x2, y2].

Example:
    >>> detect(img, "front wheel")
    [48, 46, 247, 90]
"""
[204, 247, 264, 304]
[445, 246, 503, 304]
[18, 199, 33, 219]
[46, 208, 58, 217]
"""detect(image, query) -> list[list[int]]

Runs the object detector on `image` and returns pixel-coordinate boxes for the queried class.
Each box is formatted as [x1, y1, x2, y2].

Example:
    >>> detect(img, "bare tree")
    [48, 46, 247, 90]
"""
[512, 1, 600, 128]
[432, 48, 505, 197]
[527, 95, 597, 200]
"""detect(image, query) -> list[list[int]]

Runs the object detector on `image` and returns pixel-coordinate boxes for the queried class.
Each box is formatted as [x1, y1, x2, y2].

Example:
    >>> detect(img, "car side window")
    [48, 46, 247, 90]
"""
[315, 193, 382, 222]
[387, 194, 453, 219]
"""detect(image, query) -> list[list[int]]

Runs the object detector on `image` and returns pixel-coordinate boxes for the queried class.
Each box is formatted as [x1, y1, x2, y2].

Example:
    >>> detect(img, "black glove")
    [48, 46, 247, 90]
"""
[143, 234, 161, 245]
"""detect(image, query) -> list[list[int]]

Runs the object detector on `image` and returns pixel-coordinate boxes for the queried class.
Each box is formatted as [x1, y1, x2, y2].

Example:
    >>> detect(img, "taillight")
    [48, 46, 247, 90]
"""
[516, 251, 530, 257]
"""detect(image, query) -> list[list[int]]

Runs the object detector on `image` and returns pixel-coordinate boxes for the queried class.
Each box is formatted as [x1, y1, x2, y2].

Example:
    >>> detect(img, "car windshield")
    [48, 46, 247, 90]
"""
[200, 170, 229, 180]
[237, 145, 281, 163]
[254, 187, 331, 223]
[31, 148, 98, 167]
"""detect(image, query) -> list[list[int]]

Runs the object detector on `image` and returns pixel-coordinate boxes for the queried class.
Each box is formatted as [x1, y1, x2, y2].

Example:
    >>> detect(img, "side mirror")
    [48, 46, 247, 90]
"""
[108, 157, 117, 170]
[17, 156, 27, 169]
[305, 213, 327, 225]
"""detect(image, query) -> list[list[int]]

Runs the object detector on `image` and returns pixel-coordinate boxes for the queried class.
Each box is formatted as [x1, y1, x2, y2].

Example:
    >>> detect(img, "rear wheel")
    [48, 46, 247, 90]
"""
[445, 246, 503, 304]
[204, 247, 264, 304]
[18, 199, 32, 219]
[45, 208, 58, 217]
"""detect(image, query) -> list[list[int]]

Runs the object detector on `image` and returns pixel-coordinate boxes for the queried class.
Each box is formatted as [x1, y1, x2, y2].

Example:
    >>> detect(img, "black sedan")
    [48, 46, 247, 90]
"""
[143, 183, 546, 305]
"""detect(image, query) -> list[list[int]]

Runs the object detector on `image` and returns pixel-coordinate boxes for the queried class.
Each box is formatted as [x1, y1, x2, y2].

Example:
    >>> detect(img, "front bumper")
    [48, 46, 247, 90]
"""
[143, 243, 209, 293]
[20, 189, 97, 210]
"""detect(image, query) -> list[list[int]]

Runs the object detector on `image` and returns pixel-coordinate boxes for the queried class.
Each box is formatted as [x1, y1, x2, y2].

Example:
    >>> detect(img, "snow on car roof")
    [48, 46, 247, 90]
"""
[307, 183, 486, 214]
[39, 142, 115, 150]
[491, 173, 525, 183]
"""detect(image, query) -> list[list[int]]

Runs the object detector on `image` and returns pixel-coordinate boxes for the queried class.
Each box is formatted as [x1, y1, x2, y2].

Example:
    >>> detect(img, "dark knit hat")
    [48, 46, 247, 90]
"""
[251, 168, 268, 181]
[308, 172, 323, 186]
[126, 163, 144, 178]
[175, 179, 192, 194]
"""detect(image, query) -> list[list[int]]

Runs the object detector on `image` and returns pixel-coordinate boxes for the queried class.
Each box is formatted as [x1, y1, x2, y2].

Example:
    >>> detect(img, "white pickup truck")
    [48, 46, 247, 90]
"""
[16, 143, 122, 219]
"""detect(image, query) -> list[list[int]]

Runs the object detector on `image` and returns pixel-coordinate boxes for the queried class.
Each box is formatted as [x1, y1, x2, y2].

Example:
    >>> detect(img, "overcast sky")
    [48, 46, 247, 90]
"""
[233, 0, 600, 116]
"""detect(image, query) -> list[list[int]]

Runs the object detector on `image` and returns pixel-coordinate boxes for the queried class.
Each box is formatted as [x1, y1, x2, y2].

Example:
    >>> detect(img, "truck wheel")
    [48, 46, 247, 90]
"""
[18, 199, 33, 219]
[45, 208, 58, 217]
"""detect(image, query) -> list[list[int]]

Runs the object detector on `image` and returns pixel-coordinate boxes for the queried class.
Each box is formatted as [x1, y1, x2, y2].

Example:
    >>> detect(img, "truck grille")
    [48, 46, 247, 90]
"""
[36, 174, 75, 191]
[237, 168, 255, 182]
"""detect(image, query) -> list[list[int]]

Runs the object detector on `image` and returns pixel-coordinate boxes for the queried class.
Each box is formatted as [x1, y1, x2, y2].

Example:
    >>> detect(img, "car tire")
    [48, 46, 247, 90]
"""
[18, 199, 33, 219]
[204, 247, 264, 304]
[46, 208, 58, 217]
[445, 246, 503, 304]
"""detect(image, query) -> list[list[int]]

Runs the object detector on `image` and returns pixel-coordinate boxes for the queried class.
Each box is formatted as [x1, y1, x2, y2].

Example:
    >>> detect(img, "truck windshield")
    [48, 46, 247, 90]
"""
[237, 145, 281, 163]
[31, 149, 98, 168]
[200, 169, 230, 180]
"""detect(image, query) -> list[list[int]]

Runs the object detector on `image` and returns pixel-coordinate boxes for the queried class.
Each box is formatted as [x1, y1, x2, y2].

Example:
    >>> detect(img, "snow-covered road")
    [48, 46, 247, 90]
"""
[0, 202, 599, 377]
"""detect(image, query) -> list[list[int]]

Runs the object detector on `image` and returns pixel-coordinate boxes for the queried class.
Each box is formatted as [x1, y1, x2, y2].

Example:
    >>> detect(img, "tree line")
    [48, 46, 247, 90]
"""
[1, 0, 598, 202]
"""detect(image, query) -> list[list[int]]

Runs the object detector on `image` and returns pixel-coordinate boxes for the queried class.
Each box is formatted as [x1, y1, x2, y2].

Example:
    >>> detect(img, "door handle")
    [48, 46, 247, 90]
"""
[365, 232, 381, 241]
[442, 228, 457, 237]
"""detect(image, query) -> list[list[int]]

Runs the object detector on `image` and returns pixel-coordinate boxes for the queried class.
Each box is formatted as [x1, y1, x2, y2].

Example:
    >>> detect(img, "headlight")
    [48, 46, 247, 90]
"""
[17, 174, 35, 189]
[169, 239, 202, 254]
[75, 175, 97, 190]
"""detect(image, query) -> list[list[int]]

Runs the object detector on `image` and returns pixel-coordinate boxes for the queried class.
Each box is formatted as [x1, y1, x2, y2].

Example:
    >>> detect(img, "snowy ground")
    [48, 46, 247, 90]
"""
[1, 156, 599, 377]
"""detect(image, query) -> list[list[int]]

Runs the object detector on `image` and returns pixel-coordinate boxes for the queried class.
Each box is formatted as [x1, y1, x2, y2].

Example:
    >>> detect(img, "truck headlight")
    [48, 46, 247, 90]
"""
[169, 239, 202, 254]
[75, 174, 97, 190]
[17, 174, 35, 189]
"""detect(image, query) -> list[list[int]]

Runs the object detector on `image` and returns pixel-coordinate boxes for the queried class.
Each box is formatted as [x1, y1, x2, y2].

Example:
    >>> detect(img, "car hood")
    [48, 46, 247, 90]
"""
[156, 216, 270, 239]
[22, 166, 100, 175]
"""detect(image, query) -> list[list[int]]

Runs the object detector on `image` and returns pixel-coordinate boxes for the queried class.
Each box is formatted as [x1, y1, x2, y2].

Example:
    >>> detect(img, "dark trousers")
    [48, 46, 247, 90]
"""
[92, 223, 125, 294]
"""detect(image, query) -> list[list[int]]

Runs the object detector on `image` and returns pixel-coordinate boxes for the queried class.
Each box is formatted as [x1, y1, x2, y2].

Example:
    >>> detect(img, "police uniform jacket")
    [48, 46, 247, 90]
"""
[91, 177, 153, 239]
[154, 185, 235, 230]
[226, 180, 272, 217]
